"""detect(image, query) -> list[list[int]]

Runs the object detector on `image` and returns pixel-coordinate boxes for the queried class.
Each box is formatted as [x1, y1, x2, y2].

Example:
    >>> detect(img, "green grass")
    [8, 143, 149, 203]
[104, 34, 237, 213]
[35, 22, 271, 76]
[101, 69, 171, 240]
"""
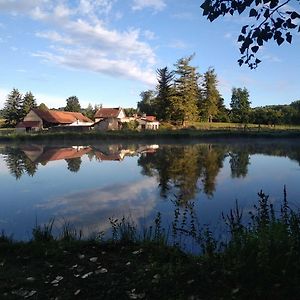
[1, 189, 300, 299]
[0, 125, 300, 142]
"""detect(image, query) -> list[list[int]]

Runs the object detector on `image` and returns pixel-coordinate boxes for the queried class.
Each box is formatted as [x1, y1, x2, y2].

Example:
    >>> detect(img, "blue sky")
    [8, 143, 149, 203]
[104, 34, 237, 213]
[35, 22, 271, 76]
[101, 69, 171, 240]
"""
[0, 0, 299, 110]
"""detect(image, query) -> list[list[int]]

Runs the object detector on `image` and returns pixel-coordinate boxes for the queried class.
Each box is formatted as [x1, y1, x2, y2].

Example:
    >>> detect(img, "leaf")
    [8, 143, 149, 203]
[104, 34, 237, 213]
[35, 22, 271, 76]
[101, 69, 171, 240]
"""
[238, 34, 245, 42]
[249, 8, 257, 17]
[255, 58, 262, 64]
[269, 0, 279, 9]
[251, 45, 259, 53]
[291, 11, 300, 19]
[241, 25, 248, 34]
[263, 9, 270, 19]
[276, 36, 284, 45]
[257, 37, 263, 46]
[286, 32, 292, 44]
[238, 59, 244, 66]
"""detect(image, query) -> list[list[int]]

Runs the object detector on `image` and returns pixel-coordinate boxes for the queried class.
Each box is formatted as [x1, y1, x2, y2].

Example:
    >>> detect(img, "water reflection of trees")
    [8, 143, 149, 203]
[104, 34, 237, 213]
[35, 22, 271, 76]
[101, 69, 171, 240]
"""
[2, 147, 38, 179]
[138, 144, 227, 202]
[1, 141, 300, 184]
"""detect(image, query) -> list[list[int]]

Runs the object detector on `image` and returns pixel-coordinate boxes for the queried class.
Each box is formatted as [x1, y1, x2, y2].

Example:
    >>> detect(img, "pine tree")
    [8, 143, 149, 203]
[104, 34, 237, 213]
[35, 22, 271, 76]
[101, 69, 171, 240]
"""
[3, 88, 22, 127]
[156, 67, 174, 121]
[230, 87, 251, 123]
[170, 55, 200, 125]
[21, 91, 37, 119]
[200, 67, 221, 122]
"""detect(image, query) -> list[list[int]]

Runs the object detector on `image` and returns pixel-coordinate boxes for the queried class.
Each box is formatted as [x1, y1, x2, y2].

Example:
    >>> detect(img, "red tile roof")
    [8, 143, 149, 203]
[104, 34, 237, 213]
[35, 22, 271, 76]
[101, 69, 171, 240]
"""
[94, 108, 122, 119]
[32, 109, 92, 124]
[37, 147, 92, 162]
[144, 116, 156, 122]
[16, 121, 41, 128]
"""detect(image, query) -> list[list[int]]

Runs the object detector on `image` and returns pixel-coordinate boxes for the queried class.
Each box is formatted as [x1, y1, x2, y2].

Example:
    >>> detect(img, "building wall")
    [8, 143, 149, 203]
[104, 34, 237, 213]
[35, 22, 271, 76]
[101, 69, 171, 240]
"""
[137, 120, 160, 130]
[94, 118, 120, 131]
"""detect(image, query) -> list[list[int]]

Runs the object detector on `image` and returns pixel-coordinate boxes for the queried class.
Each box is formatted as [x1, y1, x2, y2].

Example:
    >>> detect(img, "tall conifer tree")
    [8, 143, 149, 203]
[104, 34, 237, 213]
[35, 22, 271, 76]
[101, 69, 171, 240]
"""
[170, 55, 200, 125]
[156, 67, 174, 121]
[200, 67, 221, 122]
[3, 88, 22, 127]
[21, 91, 37, 119]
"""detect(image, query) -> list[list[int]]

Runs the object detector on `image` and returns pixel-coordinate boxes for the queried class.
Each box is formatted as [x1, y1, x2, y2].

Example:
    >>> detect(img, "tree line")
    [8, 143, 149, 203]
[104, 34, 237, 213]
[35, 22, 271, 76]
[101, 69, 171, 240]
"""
[0, 89, 102, 127]
[137, 54, 300, 126]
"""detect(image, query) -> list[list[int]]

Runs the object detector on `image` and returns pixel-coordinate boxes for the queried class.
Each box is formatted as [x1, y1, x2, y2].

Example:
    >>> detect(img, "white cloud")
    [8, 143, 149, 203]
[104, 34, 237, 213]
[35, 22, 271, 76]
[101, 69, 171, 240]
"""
[0, 1, 157, 86]
[132, 0, 166, 11]
[36, 31, 74, 45]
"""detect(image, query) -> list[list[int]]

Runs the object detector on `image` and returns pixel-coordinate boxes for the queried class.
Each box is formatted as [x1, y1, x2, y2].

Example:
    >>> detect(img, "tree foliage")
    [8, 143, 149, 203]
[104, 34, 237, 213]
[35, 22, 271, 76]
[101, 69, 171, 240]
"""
[137, 90, 158, 116]
[21, 92, 37, 119]
[230, 87, 251, 123]
[200, 0, 300, 68]
[170, 55, 200, 125]
[3, 88, 23, 127]
[65, 96, 81, 112]
[156, 67, 175, 121]
[200, 67, 221, 122]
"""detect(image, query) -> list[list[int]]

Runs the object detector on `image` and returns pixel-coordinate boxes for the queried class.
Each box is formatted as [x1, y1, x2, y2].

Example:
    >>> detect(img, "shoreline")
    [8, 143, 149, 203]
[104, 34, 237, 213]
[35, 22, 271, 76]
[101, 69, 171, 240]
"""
[1, 128, 300, 143]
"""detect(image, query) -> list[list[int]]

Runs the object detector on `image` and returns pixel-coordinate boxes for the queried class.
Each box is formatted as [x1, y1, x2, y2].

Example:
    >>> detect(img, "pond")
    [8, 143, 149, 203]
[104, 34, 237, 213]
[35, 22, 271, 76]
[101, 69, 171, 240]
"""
[1, 139, 300, 243]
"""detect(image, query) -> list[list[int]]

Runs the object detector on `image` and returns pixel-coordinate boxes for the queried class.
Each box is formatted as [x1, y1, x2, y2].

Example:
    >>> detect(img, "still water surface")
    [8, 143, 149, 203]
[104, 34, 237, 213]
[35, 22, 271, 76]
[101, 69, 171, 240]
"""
[1, 139, 300, 241]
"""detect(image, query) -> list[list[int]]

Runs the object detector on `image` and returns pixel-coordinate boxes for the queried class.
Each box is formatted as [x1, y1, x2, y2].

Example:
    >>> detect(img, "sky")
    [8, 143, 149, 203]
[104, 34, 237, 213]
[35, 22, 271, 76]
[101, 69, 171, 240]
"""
[0, 0, 299, 110]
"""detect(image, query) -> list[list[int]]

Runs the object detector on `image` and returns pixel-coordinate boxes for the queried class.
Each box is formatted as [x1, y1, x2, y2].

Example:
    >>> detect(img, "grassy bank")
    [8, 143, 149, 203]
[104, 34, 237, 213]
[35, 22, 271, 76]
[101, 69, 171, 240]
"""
[1, 190, 300, 299]
[1, 127, 300, 143]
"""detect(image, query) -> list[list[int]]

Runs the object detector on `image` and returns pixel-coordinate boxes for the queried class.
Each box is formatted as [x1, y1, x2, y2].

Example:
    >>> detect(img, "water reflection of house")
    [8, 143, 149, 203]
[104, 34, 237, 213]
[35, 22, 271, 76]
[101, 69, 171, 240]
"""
[16, 109, 93, 132]
[94, 149, 135, 161]
[22, 145, 92, 164]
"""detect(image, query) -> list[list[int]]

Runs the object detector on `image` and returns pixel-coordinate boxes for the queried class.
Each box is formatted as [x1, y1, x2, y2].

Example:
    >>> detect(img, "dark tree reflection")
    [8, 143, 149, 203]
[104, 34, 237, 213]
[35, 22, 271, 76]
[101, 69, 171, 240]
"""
[138, 144, 227, 203]
[229, 151, 250, 178]
[65, 157, 82, 173]
[3, 147, 38, 179]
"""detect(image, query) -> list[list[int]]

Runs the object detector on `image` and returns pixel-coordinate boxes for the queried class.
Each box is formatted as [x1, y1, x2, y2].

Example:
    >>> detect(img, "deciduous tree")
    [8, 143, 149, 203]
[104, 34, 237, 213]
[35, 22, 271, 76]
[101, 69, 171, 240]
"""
[65, 96, 81, 112]
[200, 0, 300, 68]
[230, 87, 251, 123]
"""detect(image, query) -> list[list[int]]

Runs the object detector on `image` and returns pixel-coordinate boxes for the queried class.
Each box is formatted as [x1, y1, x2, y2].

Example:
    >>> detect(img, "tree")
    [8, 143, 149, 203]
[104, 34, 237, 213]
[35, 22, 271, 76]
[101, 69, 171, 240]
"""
[38, 103, 49, 111]
[156, 67, 175, 121]
[200, 0, 300, 68]
[215, 97, 230, 122]
[230, 87, 251, 123]
[137, 90, 157, 116]
[200, 67, 221, 122]
[21, 92, 37, 119]
[3, 88, 22, 127]
[65, 158, 82, 172]
[83, 103, 95, 120]
[65, 96, 81, 112]
[170, 55, 200, 125]
[124, 108, 138, 117]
